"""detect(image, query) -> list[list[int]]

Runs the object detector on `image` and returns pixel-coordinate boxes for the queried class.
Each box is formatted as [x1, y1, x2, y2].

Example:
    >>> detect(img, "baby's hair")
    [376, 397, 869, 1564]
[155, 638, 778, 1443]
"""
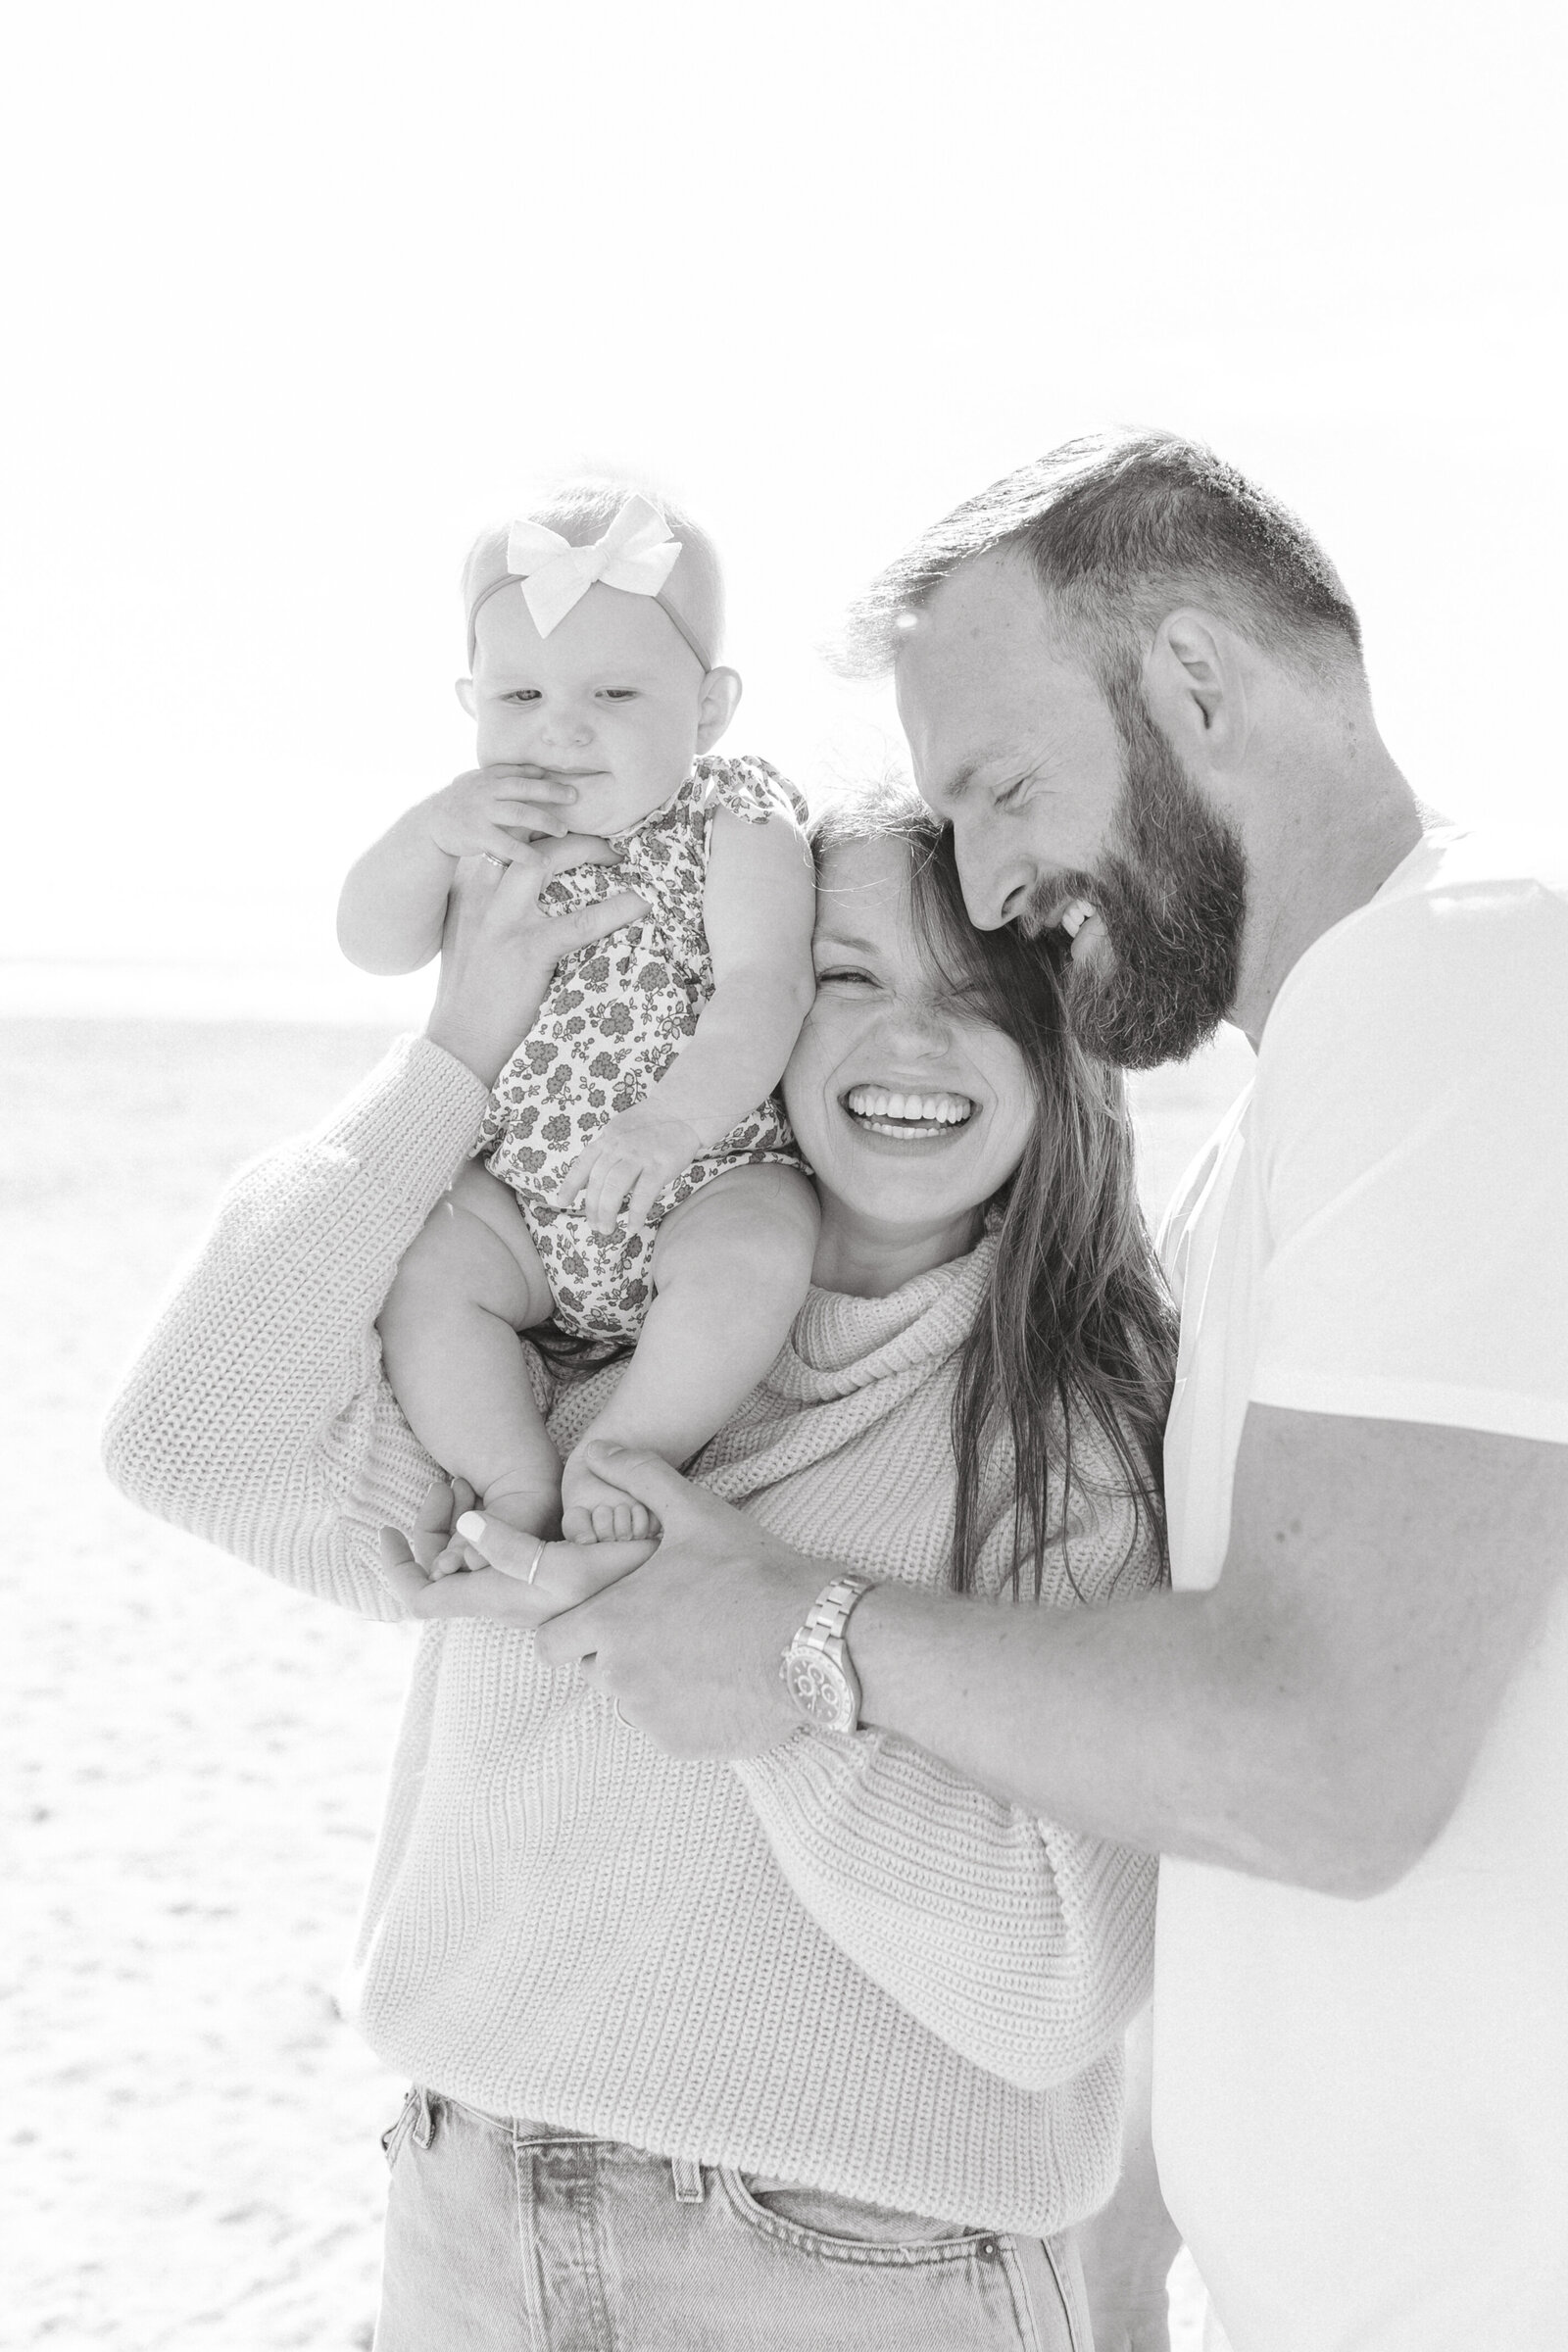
[462, 476, 725, 670]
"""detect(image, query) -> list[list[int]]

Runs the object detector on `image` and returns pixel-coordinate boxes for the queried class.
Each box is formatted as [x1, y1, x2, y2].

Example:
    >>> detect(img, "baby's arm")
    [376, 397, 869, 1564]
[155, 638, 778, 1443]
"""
[562, 808, 816, 1231]
[337, 768, 579, 974]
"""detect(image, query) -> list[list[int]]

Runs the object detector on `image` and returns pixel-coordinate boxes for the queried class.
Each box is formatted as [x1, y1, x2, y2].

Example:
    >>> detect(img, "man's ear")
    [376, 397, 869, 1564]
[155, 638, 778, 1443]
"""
[1144, 611, 1248, 763]
[695, 666, 743, 752]
[455, 677, 476, 717]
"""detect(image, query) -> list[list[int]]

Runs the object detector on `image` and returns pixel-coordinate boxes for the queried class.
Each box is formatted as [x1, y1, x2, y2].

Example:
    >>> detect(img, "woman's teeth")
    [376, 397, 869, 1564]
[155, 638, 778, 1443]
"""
[1059, 899, 1096, 939]
[845, 1086, 975, 1136]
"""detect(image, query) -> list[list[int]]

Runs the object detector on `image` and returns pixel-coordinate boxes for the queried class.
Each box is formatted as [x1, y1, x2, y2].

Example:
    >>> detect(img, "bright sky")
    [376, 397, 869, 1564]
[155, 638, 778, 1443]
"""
[3, 0, 1562, 1020]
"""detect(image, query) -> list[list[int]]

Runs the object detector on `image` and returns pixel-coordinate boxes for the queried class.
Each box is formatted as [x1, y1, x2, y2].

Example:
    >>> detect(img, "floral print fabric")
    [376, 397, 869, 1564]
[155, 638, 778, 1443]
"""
[475, 754, 809, 1342]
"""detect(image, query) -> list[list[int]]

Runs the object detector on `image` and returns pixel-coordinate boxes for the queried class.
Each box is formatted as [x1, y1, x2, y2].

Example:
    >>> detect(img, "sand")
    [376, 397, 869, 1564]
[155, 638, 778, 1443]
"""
[4, 1015, 1249, 2348]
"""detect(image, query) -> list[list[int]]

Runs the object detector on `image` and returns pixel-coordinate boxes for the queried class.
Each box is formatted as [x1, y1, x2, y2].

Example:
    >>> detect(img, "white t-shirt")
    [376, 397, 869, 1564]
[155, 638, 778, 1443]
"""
[1152, 825, 1568, 2352]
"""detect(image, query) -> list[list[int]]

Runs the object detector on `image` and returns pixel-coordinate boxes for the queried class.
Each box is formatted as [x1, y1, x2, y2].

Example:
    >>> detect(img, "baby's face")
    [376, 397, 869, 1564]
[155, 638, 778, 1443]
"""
[467, 582, 711, 836]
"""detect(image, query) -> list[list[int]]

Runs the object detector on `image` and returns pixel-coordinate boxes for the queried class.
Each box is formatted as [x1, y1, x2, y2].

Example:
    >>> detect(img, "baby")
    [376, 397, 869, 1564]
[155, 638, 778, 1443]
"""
[338, 483, 819, 1546]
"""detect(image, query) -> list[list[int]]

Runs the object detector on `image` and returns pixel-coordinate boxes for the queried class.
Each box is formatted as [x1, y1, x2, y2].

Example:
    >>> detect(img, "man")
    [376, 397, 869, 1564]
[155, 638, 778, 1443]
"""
[514, 434, 1567, 2347]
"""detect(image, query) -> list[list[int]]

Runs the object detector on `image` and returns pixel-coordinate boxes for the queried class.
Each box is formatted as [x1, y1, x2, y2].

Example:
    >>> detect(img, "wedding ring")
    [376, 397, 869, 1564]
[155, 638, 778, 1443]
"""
[481, 852, 507, 870]
[491, 1535, 546, 1585]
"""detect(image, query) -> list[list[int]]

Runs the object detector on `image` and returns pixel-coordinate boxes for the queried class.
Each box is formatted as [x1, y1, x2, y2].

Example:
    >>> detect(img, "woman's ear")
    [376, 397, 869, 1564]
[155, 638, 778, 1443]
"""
[695, 666, 743, 752]
[455, 677, 476, 717]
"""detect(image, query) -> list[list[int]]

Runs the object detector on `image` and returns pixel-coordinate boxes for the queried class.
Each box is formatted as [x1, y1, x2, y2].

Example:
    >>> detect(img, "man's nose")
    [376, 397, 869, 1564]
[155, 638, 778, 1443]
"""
[953, 821, 1035, 933]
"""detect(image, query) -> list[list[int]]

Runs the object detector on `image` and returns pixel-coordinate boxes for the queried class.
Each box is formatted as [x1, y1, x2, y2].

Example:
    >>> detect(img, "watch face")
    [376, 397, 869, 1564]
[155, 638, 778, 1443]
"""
[781, 1645, 855, 1733]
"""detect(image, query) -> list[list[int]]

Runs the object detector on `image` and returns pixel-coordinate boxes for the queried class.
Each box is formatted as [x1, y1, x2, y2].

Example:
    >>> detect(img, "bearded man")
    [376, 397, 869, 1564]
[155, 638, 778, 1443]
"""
[479, 436, 1568, 2351]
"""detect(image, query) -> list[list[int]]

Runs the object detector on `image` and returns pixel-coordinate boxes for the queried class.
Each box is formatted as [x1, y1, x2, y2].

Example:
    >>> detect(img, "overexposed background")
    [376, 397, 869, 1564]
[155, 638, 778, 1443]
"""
[3, 4, 1563, 2346]
[2, 0, 1564, 1023]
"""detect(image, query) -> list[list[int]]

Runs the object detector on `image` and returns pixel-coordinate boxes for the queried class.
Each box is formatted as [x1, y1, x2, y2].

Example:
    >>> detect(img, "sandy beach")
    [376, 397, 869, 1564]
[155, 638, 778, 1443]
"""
[5, 1014, 1249, 2349]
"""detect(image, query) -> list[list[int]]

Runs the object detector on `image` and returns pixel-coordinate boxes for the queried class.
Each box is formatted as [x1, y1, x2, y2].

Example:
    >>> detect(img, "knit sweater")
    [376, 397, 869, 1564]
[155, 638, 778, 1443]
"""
[103, 1033, 1158, 2236]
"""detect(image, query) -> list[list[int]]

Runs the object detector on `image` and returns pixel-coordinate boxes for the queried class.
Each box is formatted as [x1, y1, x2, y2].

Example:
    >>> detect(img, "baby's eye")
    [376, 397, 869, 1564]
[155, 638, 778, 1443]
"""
[598, 688, 638, 702]
[503, 689, 541, 704]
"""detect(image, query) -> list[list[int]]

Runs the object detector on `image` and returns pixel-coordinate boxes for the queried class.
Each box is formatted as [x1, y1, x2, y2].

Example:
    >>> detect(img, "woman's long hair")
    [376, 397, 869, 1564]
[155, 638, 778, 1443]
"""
[812, 782, 1178, 1599]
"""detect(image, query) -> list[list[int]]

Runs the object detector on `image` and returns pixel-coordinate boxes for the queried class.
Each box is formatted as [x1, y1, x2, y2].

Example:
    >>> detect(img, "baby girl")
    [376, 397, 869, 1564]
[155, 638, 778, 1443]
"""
[338, 484, 818, 1546]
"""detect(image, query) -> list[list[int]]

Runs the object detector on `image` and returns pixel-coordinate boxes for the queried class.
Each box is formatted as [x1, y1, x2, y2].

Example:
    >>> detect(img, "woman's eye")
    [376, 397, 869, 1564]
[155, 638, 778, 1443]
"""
[815, 965, 876, 988]
[994, 777, 1026, 810]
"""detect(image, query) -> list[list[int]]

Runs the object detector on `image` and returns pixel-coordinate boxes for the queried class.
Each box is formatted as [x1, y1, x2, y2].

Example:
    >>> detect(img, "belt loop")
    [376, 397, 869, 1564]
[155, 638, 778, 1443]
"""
[670, 2154, 705, 2204]
[413, 2087, 437, 2149]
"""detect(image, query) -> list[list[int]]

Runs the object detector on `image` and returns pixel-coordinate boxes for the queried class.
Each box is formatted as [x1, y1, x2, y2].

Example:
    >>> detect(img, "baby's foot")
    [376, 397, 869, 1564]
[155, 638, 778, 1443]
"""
[560, 1444, 657, 1546]
[431, 1480, 559, 1578]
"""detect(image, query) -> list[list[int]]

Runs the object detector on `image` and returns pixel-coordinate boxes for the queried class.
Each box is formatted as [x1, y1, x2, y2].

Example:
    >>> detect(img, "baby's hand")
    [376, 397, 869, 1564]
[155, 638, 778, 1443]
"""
[425, 766, 582, 864]
[557, 1103, 707, 1232]
[561, 1441, 659, 1545]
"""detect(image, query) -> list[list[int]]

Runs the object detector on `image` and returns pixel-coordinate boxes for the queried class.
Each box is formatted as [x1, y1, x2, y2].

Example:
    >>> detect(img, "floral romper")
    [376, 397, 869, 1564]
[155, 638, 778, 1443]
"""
[474, 754, 809, 1343]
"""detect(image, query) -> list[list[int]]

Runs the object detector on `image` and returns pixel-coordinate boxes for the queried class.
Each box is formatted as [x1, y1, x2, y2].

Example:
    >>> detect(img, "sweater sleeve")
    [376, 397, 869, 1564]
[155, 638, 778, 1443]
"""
[101, 1033, 493, 1622]
[731, 1486, 1159, 2090]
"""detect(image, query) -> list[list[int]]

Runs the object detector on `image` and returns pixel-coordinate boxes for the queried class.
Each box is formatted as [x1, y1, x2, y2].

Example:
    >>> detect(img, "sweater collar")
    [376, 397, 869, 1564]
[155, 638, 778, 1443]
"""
[764, 1236, 998, 1401]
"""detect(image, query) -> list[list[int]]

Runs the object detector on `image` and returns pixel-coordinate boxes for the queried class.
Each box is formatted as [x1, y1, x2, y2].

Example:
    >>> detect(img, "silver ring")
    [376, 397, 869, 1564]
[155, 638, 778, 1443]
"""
[613, 1700, 630, 1730]
[493, 1534, 547, 1585]
[481, 851, 507, 870]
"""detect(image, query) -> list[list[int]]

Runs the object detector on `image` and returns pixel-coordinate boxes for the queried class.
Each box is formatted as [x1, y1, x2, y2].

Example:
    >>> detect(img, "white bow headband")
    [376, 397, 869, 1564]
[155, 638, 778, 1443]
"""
[466, 494, 713, 670]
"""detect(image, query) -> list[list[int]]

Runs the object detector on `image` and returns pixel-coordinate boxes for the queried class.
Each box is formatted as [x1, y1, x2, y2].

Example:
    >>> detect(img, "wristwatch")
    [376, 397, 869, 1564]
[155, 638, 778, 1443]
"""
[779, 1575, 876, 1734]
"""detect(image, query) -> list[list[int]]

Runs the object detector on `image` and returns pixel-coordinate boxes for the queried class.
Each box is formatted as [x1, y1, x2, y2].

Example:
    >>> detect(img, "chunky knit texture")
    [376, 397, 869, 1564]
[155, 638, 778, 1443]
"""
[103, 1034, 1158, 2236]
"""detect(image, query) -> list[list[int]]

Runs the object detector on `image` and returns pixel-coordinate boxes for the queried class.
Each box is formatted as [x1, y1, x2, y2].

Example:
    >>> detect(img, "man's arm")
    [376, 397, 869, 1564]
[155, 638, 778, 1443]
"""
[849, 1404, 1568, 1894]
[530, 1410, 1568, 1897]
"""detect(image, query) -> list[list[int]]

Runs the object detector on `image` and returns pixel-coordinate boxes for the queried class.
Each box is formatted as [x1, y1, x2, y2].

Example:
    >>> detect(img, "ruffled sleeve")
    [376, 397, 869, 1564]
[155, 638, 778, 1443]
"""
[694, 751, 809, 831]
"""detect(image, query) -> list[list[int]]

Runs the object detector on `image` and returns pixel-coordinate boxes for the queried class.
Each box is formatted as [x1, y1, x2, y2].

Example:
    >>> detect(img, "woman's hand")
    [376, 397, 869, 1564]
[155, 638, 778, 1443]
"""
[423, 765, 583, 862]
[376, 1478, 656, 1630]
[425, 838, 649, 1087]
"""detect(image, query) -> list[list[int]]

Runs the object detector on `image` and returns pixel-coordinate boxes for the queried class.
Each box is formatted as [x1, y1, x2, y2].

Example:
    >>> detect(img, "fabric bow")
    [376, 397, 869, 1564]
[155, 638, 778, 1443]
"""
[505, 495, 683, 639]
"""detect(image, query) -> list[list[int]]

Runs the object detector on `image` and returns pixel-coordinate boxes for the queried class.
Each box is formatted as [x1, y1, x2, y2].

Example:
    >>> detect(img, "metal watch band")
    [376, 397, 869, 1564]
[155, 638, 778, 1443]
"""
[795, 1574, 875, 1656]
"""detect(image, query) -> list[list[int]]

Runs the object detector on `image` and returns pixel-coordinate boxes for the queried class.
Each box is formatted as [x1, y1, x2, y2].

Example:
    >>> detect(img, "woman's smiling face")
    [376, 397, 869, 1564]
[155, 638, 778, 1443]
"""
[784, 835, 1035, 1267]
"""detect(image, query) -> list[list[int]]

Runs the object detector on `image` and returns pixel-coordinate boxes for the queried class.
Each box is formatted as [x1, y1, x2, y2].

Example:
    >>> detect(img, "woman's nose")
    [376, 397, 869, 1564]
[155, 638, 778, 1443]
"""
[875, 996, 955, 1055]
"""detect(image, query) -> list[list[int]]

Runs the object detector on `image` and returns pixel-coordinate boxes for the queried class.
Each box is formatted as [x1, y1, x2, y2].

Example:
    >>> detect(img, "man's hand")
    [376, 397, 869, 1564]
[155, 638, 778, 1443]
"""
[557, 1103, 708, 1232]
[531, 1443, 832, 1756]
[423, 765, 581, 861]
[376, 1478, 654, 1630]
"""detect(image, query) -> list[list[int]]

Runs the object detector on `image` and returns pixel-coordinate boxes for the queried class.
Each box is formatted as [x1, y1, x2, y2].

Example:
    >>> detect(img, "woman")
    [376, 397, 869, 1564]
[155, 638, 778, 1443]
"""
[104, 781, 1176, 2352]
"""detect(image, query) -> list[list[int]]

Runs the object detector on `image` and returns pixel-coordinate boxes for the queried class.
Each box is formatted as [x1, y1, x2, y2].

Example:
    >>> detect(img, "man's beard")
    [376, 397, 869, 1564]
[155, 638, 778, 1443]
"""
[1034, 678, 1249, 1068]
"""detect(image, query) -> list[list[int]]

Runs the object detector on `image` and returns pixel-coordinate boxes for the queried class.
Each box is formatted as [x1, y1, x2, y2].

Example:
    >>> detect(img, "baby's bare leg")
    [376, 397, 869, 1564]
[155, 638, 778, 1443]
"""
[562, 1164, 819, 1543]
[377, 1161, 562, 1539]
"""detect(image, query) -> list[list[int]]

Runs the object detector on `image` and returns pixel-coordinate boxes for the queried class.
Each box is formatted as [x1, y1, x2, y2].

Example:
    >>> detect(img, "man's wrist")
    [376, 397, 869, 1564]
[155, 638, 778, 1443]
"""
[779, 1572, 877, 1733]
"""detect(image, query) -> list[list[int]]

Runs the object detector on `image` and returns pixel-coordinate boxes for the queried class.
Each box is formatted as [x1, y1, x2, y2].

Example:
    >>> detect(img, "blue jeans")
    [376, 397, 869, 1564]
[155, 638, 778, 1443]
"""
[374, 2087, 1093, 2352]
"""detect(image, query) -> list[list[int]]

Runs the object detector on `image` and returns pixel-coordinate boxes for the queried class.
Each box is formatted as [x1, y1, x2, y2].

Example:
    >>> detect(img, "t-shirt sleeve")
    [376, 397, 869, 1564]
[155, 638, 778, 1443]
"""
[1249, 882, 1568, 1443]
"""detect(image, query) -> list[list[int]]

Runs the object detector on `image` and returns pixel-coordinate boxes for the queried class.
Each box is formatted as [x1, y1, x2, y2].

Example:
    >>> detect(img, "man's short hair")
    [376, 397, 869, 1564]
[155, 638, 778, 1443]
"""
[462, 476, 725, 667]
[838, 430, 1362, 688]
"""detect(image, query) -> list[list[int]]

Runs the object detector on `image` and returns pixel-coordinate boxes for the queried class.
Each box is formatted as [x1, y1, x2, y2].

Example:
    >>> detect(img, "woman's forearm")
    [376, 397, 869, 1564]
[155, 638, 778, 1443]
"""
[733, 1727, 1154, 2087]
[102, 1036, 489, 1618]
